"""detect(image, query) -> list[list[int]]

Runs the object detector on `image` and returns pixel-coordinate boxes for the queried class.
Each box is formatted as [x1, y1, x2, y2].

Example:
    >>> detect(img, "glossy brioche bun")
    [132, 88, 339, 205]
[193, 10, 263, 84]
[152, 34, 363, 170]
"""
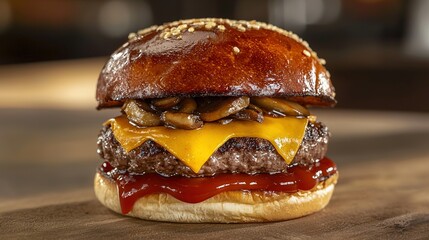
[94, 172, 338, 223]
[96, 18, 336, 109]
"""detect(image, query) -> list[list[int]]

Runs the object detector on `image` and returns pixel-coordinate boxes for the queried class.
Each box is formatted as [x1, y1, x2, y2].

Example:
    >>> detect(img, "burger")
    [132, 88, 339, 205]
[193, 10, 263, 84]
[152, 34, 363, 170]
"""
[94, 18, 338, 223]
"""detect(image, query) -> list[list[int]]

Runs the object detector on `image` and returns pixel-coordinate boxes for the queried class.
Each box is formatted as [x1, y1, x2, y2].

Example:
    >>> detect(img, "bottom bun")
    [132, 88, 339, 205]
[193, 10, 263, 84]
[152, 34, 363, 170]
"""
[94, 172, 338, 223]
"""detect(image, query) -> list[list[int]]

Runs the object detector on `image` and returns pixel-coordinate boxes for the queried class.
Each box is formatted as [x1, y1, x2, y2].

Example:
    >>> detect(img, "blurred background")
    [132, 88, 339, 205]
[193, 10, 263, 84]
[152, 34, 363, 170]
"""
[0, 0, 429, 111]
[1, 0, 429, 200]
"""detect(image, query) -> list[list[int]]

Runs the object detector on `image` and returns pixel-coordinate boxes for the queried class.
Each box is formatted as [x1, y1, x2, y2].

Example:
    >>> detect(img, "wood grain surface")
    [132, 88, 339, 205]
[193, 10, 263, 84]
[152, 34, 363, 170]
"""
[1, 108, 428, 239]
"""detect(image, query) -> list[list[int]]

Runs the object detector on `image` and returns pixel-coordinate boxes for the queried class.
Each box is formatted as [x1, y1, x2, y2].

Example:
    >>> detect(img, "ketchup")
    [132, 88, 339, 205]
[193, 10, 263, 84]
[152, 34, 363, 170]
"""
[100, 158, 337, 214]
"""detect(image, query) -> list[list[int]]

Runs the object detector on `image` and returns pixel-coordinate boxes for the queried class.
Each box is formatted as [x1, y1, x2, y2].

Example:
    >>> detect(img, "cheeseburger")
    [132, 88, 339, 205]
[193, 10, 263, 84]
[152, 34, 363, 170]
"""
[95, 18, 338, 223]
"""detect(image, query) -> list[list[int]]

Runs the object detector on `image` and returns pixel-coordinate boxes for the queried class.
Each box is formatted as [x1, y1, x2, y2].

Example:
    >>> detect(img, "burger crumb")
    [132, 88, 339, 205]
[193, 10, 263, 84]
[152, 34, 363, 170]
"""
[308, 115, 317, 123]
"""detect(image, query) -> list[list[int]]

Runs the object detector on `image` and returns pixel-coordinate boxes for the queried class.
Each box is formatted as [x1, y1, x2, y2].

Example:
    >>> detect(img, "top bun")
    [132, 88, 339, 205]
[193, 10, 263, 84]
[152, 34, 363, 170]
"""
[96, 18, 336, 109]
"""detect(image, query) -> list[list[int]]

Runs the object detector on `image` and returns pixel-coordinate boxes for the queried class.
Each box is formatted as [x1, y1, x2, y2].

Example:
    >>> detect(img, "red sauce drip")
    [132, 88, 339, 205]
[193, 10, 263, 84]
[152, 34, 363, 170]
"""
[100, 157, 337, 214]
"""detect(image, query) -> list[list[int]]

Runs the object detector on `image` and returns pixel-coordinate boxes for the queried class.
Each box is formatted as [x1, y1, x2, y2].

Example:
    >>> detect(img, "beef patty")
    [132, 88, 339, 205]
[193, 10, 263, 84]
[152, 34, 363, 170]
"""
[97, 121, 330, 177]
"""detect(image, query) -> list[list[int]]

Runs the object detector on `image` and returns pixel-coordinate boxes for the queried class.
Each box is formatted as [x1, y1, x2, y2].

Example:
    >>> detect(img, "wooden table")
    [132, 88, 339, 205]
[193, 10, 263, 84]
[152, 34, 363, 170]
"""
[0, 60, 428, 239]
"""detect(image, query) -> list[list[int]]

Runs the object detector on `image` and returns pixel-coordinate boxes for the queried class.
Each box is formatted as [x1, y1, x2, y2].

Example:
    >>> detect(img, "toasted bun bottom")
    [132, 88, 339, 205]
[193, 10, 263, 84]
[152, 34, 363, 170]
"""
[94, 172, 338, 223]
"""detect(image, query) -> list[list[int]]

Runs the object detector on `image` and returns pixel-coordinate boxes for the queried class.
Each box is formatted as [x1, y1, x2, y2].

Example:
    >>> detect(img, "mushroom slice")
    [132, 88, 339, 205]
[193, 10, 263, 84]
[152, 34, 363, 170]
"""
[232, 109, 264, 123]
[177, 98, 197, 113]
[199, 96, 250, 122]
[134, 100, 155, 112]
[247, 103, 263, 113]
[251, 97, 310, 117]
[122, 100, 162, 127]
[151, 97, 181, 110]
[161, 111, 203, 130]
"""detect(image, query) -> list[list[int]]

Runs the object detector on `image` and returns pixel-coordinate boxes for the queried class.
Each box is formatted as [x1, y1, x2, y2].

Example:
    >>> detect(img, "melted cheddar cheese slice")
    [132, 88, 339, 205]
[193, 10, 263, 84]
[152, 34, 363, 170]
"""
[106, 115, 308, 173]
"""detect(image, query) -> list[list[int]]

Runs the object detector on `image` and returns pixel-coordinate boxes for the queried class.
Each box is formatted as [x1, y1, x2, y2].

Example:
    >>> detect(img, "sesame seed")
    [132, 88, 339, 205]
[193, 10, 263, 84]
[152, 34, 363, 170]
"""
[163, 32, 172, 39]
[194, 22, 205, 26]
[128, 32, 137, 40]
[237, 24, 246, 32]
[249, 24, 260, 30]
[217, 25, 226, 32]
[171, 28, 181, 36]
[319, 58, 326, 65]
[303, 49, 311, 57]
[302, 41, 309, 48]
[233, 46, 240, 54]
[178, 24, 188, 30]
[188, 27, 195, 32]
[291, 33, 298, 38]
[205, 22, 216, 29]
